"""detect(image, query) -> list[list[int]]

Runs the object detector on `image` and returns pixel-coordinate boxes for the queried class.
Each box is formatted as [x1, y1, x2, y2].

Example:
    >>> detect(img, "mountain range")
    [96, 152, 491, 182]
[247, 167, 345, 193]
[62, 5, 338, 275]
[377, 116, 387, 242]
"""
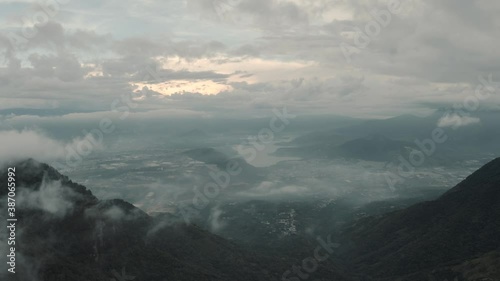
[1, 157, 500, 280]
[0, 159, 348, 281]
[341, 157, 500, 280]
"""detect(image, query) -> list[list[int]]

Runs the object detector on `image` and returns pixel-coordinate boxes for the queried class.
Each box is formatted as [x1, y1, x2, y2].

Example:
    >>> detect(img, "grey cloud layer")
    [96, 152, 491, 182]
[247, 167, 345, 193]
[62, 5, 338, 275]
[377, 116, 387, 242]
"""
[0, 0, 499, 119]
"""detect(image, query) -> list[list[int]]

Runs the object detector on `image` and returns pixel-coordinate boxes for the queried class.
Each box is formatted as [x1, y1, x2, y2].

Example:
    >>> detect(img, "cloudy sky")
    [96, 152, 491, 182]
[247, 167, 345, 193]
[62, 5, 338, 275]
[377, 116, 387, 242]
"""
[1, 0, 500, 120]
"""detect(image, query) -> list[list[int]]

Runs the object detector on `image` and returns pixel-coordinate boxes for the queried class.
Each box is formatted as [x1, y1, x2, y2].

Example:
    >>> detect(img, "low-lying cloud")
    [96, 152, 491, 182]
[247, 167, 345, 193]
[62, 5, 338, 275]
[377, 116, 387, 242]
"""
[16, 180, 78, 218]
[437, 114, 481, 128]
[0, 129, 104, 168]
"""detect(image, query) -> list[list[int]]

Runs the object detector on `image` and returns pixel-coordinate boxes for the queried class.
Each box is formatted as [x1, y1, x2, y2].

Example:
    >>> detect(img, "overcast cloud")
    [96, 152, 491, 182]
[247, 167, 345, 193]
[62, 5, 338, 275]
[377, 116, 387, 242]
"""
[1, 0, 500, 120]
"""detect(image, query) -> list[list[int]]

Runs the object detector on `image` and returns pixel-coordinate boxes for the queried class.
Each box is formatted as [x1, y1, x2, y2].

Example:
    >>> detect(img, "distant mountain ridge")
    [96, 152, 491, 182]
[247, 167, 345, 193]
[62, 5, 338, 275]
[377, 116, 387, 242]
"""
[277, 111, 500, 164]
[335, 134, 411, 162]
[276, 134, 411, 162]
[184, 147, 265, 183]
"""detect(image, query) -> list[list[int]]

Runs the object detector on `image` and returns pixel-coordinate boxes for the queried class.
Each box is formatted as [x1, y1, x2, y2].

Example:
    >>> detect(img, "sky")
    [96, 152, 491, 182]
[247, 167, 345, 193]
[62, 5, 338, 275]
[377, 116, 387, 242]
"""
[1, 0, 500, 120]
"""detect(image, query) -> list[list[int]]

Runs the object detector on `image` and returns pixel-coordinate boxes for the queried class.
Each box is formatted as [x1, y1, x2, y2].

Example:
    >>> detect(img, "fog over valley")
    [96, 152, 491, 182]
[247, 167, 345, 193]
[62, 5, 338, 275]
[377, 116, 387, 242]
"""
[1, 0, 500, 280]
